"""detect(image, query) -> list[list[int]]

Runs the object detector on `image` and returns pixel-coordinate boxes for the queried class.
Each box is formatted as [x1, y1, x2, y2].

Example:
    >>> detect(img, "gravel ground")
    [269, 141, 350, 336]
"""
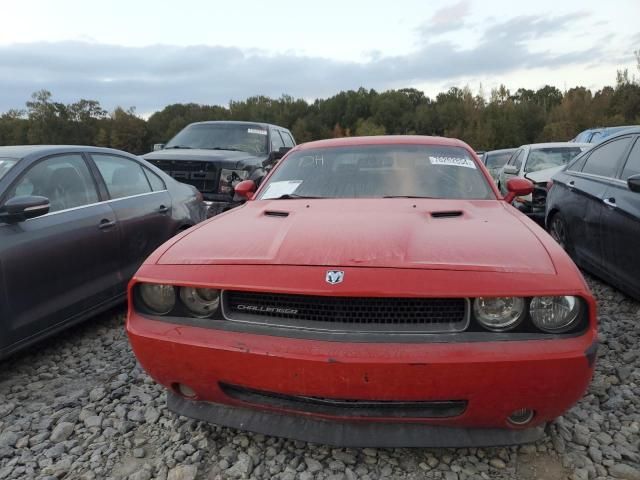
[0, 275, 639, 480]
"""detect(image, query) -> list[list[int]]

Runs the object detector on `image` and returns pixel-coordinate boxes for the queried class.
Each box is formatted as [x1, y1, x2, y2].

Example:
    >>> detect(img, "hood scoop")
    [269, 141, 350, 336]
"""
[431, 210, 463, 219]
[264, 210, 290, 218]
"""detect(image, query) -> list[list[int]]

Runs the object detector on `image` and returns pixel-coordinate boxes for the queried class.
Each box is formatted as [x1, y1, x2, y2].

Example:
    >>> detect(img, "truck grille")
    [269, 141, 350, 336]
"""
[222, 291, 469, 333]
[149, 160, 219, 193]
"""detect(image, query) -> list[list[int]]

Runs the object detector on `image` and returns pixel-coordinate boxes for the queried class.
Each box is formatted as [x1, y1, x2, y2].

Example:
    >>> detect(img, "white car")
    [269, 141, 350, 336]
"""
[497, 142, 591, 222]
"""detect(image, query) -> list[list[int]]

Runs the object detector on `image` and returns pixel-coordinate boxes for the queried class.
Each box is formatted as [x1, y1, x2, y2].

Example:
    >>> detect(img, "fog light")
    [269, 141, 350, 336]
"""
[174, 383, 197, 399]
[508, 408, 535, 426]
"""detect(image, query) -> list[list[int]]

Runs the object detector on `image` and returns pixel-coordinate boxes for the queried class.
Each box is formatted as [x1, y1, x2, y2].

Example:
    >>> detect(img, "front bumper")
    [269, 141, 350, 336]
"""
[128, 312, 596, 447]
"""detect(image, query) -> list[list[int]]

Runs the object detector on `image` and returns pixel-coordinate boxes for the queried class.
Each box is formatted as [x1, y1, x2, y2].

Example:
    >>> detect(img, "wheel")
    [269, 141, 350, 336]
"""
[549, 212, 573, 256]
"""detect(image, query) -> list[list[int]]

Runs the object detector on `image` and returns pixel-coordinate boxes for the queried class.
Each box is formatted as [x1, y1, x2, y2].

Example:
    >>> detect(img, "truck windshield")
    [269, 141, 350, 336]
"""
[258, 145, 494, 200]
[165, 124, 269, 156]
[0, 158, 17, 181]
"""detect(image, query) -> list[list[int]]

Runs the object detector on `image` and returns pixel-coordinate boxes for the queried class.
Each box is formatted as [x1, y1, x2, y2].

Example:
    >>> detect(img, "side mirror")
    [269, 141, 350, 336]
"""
[153, 143, 165, 151]
[234, 180, 256, 200]
[504, 178, 533, 203]
[0, 196, 50, 223]
[628, 174, 640, 193]
[503, 165, 519, 175]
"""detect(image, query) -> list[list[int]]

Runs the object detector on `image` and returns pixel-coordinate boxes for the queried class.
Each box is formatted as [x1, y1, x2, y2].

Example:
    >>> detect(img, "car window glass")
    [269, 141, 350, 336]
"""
[144, 167, 166, 191]
[6, 154, 98, 213]
[260, 145, 494, 200]
[271, 130, 285, 151]
[512, 150, 525, 170]
[567, 153, 588, 172]
[621, 139, 640, 180]
[590, 132, 603, 143]
[280, 131, 295, 148]
[581, 137, 632, 178]
[0, 158, 17, 181]
[92, 154, 152, 199]
[485, 151, 513, 168]
[524, 147, 585, 173]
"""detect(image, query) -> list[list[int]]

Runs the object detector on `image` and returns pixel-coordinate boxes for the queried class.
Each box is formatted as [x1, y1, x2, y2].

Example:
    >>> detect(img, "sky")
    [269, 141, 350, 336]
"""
[0, 0, 638, 116]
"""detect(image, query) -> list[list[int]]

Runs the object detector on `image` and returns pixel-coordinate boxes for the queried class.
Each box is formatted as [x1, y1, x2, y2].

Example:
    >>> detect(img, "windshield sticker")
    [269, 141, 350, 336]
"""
[429, 156, 476, 169]
[248, 128, 268, 136]
[261, 180, 303, 199]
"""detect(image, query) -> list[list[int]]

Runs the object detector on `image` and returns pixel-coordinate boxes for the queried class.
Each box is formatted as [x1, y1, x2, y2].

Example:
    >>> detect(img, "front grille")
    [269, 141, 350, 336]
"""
[223, 291, 469, 333]
[150, 160, 219, 193]
[220, 383, 467, 418]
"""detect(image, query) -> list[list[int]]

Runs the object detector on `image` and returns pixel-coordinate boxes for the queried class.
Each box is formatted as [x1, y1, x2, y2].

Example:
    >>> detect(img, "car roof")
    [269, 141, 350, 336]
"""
[485, 148, 517, 154]
[603, 126, 640, 137]
[188, 120, 288, 130]
[295, 135, 470, 151]
[522, 142, 591, 149]
[0, 145, 140, 160]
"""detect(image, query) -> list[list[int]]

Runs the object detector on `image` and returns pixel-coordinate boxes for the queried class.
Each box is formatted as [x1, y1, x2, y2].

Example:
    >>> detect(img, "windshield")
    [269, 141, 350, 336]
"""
[0, 158, 17, 181]
[165, 123, 269, 155]
[525, 147, 585, 173]
[485, 151, 514, 168]
[258, 145, 494, 200]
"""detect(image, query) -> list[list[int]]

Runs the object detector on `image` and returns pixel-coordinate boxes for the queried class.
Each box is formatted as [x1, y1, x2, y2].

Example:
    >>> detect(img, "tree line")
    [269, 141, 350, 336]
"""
[1, 64, 639, 155]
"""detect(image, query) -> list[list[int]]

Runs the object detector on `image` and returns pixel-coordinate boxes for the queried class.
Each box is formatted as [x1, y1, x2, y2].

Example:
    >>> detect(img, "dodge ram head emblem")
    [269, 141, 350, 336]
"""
[326, 270, 344, 285]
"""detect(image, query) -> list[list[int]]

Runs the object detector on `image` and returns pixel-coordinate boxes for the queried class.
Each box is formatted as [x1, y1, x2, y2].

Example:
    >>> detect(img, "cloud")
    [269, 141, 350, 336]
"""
[0, 13, 614, 114]
[419, 0, 472, 35]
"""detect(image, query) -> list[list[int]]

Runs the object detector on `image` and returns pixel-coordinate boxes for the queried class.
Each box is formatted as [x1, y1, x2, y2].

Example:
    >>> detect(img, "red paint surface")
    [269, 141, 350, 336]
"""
[127, 135, 597, 429]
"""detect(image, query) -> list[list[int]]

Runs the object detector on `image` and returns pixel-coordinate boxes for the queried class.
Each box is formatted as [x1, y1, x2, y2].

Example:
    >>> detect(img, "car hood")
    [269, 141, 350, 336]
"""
[157, 199, 556, 274]
[143, 148, 265, 168]
[525, 165, 565, 184]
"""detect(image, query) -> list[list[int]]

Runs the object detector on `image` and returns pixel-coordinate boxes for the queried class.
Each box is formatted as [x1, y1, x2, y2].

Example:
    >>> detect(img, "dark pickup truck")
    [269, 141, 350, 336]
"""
[144, 121, 295, 216]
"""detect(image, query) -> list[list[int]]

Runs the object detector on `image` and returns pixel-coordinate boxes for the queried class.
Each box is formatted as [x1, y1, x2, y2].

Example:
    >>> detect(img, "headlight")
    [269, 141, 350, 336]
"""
[220, 169, 249, 194]
[473, 297, 525, 331]
[530, 296, 580, 332]
[139, 283, 176, 315]
[179, 287, 220, 318]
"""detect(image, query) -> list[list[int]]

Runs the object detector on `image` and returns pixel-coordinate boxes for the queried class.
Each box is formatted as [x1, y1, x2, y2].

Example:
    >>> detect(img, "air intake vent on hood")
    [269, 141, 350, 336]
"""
[431, 211, 463, 218]
[264, 210, 290, 218]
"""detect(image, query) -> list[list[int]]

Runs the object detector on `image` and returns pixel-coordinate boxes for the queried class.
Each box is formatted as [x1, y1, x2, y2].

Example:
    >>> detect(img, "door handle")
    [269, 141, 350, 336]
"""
[98, 219, 116, 230]
[603, 197, 617, 208]
[568, 180, 575, 189]
[158, 205, 169, 214]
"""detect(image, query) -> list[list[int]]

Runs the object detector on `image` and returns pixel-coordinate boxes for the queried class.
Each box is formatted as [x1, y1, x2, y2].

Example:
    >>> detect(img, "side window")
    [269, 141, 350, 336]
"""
[568, 153, 588, 172]
[270, 130, 285, 151]
[581, 137, 632, 178]
[280, 131, 295, 148]
[512, 150, 525, 170]
[6, 154, 99, 213]
[621, 138, 640, 180]
[92, 154, 152, 199]
[144, 167, 166, 191]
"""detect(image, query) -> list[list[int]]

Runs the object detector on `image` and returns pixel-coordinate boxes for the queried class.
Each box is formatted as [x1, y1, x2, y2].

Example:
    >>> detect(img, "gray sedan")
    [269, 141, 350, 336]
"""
[0, 145, 206, 359]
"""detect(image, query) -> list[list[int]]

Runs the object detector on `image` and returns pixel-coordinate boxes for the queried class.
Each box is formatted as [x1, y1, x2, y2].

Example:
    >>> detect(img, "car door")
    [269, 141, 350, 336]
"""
[600, 136, 640, 297]
[0, 153, 121, 349]
[571, 136, 634, 272]
[90, 153, 175, 290]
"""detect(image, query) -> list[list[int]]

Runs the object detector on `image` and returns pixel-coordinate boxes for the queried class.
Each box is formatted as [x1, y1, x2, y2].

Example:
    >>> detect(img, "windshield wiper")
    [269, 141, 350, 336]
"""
[164, 145, 193, 149]
[208, 147, 243, 152]
[272, 194, 323, 199]
[383, 195, 435, 199]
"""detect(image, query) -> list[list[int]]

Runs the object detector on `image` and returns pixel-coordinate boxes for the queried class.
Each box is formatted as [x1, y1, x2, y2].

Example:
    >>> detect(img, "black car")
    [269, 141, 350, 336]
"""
[0, 145, 206, 359]
[144, 121, 296, 216]
[546, 128, 640, 299]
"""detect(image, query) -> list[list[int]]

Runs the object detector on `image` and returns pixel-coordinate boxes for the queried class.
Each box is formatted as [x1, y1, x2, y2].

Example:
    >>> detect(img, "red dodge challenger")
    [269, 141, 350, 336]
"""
[127, 135, 597, 447]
